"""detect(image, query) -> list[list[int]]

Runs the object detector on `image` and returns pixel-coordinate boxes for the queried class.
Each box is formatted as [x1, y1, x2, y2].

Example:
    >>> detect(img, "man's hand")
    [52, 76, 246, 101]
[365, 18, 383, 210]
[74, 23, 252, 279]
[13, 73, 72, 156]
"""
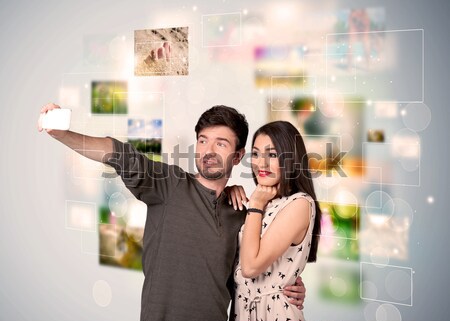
[283, 276, 306, 310]
[225, 185, 248, 211]
[37, 103, 113, 163]
[38, 103, 68, 139]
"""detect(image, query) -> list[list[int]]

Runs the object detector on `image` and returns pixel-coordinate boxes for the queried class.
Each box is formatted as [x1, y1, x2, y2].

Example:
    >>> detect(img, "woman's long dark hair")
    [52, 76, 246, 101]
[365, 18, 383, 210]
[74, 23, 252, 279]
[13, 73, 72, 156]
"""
[252, 121, 322, 262]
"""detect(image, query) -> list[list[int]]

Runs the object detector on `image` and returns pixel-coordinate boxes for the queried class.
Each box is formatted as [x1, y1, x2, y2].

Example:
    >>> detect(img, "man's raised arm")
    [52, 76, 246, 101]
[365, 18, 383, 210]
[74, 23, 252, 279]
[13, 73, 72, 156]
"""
[38, 103, 113, 163]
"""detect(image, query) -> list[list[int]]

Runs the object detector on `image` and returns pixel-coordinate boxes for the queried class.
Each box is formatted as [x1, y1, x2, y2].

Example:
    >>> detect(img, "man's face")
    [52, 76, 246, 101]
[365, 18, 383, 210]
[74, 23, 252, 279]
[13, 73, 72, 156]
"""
[195, 126, 242, 180]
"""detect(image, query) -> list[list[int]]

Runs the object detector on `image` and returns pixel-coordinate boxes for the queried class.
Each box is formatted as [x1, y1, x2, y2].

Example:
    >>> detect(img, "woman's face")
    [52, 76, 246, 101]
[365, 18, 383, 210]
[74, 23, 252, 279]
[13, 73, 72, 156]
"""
[251, 134, 281, 186]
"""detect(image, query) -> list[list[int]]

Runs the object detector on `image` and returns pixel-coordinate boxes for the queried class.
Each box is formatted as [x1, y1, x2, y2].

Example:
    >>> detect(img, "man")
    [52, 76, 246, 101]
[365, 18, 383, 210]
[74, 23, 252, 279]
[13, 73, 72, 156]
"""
[38, 103, 306, 321]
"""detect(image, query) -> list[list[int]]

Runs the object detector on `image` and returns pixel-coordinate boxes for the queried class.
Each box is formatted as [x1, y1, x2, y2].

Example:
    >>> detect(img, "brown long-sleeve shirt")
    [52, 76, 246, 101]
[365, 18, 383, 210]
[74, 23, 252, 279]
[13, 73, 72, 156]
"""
[105, 138, 246, 321]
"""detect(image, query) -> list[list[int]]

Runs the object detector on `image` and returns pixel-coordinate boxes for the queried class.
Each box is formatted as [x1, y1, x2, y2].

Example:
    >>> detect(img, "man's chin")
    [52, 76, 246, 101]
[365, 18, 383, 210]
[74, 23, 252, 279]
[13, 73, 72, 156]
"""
[199, 170, 224, 180]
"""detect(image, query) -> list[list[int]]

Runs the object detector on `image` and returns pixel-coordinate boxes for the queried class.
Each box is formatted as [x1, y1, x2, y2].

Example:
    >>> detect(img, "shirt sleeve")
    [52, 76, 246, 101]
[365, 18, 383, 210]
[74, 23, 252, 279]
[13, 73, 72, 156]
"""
[104, 137, 184, 204]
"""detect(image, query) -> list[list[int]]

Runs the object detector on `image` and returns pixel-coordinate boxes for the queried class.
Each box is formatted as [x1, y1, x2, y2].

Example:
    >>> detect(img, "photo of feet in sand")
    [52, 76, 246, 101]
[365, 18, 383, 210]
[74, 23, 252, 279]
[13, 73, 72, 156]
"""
[134, 27, 189, 76]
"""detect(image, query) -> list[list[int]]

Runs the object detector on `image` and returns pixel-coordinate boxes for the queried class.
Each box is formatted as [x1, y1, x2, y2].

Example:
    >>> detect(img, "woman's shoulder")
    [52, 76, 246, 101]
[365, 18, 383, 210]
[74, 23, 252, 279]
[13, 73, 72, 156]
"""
[286, 191, 313, 203]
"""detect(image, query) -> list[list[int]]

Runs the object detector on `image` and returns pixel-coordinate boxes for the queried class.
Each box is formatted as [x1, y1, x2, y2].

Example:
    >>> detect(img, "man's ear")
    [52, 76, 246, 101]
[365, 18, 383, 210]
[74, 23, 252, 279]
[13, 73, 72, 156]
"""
[233, 148, 245, 165]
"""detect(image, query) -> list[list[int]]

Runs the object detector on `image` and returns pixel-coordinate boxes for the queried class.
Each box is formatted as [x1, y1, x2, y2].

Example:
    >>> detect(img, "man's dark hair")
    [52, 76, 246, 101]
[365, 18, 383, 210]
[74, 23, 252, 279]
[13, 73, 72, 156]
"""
[195, 105, 249, 151]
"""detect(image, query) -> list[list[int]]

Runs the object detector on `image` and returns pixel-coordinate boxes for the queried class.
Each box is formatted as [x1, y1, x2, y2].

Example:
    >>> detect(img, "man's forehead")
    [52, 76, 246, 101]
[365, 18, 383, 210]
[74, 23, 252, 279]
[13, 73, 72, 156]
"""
[198, 126, 237, 140]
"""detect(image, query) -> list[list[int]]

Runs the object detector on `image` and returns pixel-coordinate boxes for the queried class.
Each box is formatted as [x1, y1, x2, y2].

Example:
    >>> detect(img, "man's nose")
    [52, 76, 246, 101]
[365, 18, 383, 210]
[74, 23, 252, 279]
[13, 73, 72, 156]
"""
[205, 142, 217, 155]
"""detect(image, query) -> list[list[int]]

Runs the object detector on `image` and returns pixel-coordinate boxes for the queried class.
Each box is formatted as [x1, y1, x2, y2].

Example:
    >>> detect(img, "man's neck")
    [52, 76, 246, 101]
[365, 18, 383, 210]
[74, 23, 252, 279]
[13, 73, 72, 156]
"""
[195, 174, 228, 198]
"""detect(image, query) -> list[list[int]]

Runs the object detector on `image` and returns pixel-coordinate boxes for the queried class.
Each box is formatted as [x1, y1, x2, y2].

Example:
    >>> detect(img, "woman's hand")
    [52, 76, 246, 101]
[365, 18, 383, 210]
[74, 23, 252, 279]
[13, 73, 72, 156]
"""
[224, 185, 248, 211]
[248, 184, 278, 210]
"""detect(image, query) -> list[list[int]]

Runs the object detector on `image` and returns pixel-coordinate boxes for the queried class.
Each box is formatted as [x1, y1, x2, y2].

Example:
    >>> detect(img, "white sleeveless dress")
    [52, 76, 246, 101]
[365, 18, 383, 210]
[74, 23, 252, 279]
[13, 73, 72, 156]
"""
[233, 192, 315, 321]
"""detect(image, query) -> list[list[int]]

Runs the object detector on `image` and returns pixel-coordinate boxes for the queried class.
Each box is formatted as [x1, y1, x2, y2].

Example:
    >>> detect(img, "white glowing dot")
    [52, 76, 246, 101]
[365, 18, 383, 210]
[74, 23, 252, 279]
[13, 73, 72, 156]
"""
[303, 45, 308, 52]
[390, 80, 393, 83]
[259, 89, 264, 94]
[427, 196, 434, 204]
[393, 248, 399, 254]
[401, 109, 407, 116]
[192, 5, 197, 11]
[243, 9, 248, 15]
[331, 75, 336, 82]
[121, 36, 126, 41]
[84, 83, 89, 89]
[92, 280, 112, 307]
[357, 56, 362, 62]
[219, 25, 224, 32]
[367, 100, 373, 106]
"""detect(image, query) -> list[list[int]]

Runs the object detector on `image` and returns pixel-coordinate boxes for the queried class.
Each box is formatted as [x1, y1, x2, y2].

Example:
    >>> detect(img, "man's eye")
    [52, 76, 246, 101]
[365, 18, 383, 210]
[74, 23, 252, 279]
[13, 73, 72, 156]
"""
[217, 142, 226, 147]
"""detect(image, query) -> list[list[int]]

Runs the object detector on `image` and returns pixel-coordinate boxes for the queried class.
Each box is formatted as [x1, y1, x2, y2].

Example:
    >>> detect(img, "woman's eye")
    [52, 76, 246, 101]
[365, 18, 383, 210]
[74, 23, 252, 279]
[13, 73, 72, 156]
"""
[251, 151, 258, 157]
[269, 153, 278, 158]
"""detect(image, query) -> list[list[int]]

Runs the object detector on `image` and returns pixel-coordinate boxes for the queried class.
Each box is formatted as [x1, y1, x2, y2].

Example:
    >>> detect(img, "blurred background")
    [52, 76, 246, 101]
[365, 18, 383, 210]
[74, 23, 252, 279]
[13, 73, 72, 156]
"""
[1, 0, 449, 320]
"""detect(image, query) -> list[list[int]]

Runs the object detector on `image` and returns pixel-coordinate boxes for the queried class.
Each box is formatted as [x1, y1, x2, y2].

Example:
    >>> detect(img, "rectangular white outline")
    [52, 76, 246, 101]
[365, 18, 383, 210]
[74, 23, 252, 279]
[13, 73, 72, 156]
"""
[126, 116, 164, 140]
[270, 75, 317, 111]
[325, 29, 424, 103]
[360, 262, 413, 306]
[201, 12, 242, 48]
[81, 230, 99, 256]
[324, 52, 358, 95]
[314, 164, 383, 242]
[362, 165, 384, 186]
[362, 142, 421, 187]
[65, 200, 97, 232]
[112, 91, 165, 138]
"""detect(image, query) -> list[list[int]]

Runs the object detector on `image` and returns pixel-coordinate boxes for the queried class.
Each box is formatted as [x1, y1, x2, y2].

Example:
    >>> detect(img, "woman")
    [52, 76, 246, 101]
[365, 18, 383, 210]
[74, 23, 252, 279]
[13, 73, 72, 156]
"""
[231, 121, 321, 321]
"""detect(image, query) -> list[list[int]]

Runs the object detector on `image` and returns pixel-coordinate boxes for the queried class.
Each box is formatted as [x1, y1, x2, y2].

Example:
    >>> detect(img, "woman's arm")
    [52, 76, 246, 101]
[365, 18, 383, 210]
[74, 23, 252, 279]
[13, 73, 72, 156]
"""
[240, 191, 311, 278]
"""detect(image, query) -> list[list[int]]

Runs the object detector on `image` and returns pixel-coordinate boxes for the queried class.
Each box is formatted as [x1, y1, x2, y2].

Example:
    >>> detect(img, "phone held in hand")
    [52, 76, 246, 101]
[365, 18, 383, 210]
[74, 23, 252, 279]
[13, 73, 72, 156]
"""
[41, 108, 71, 130]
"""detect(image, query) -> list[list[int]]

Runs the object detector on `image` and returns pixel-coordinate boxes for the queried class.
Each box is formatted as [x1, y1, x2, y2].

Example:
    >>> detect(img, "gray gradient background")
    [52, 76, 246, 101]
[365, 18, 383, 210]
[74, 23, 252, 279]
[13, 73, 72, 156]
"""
[1, 0, 449, 320]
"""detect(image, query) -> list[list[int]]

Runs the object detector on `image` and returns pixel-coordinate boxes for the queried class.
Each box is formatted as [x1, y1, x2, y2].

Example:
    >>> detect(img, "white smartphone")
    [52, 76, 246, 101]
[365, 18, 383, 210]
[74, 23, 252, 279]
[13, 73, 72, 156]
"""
[41, 108, 72, 130]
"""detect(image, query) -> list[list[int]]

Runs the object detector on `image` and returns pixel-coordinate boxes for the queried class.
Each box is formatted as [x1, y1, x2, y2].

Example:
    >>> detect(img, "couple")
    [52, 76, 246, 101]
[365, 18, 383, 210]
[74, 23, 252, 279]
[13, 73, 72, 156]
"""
[38, 104, 321, 321]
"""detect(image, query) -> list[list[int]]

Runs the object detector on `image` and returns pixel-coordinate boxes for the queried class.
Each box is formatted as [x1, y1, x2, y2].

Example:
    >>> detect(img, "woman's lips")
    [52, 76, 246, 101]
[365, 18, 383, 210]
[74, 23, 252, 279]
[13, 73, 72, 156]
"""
[258, 170, 272, 177]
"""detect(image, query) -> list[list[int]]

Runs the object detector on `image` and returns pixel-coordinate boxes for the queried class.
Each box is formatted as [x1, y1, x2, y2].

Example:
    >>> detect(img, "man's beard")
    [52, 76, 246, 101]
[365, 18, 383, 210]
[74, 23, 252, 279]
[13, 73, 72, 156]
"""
[196, 155, 229, 180]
